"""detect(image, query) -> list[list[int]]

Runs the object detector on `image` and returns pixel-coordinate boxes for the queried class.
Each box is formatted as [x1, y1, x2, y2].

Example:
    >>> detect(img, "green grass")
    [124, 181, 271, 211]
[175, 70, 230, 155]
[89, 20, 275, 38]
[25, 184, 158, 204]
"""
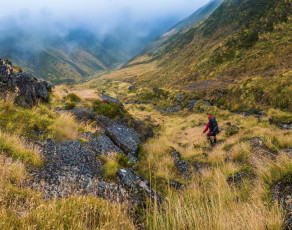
[0, 132, 42, 167]
[92, 99, 128, 119]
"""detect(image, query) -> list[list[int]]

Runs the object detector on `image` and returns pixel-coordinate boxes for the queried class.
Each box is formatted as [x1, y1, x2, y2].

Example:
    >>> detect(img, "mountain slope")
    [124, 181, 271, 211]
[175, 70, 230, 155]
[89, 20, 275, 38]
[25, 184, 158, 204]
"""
[97, 0, 292, 112]
[0, 30, 131, 84]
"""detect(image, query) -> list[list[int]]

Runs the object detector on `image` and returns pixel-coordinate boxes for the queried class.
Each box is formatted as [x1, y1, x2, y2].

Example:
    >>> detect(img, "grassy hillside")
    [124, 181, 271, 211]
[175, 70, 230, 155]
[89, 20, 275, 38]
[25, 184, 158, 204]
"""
[96, 0, 292, 113]
[0, 32, 130, 85]
[65, 80, 292, 229]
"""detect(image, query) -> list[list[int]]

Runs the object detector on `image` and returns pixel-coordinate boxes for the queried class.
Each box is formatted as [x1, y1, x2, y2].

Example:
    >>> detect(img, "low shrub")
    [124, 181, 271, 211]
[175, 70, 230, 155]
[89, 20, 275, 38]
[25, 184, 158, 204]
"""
[65, 93, 81, 102]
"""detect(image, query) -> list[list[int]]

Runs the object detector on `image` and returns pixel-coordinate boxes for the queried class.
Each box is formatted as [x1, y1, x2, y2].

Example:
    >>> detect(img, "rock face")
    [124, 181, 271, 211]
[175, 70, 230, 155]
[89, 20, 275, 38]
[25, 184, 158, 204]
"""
[86, 131, 123, 157]
[0, 59, 52, 107]
[28, 138, 163, 205]
[117, 169, 163, 203]
[105, 124, 141, 163]
[29, 139, 127, 201]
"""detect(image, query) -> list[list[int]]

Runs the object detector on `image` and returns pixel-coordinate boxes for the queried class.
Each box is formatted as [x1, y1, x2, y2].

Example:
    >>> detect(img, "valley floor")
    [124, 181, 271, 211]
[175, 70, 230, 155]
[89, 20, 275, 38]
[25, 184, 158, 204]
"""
[0, 80, 291, 229]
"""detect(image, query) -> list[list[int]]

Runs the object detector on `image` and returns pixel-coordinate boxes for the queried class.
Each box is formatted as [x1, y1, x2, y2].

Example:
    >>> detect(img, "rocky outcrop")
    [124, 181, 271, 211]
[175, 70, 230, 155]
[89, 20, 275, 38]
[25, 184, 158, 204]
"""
[105, 124, 140, 163]
[28, 138, 164, 205]
[28, 139, 127, 201]
[86, 131, 123, 157]
[101, 93, 124, 108]
[117, 168, 163, 203]
[0, 59, 52, 107]
[171, 147, 191, 180]
[70, 108, 97, 121]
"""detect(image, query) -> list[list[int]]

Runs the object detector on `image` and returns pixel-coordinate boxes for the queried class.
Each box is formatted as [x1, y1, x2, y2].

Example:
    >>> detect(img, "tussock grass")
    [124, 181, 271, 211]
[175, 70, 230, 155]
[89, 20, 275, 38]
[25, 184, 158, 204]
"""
[0, 96, 94, 141]
[0, 131, 42, 166]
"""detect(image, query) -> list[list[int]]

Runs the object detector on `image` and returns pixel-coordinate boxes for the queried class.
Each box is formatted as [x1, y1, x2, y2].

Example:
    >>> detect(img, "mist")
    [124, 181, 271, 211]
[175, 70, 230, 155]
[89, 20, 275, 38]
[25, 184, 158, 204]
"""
[0, 0, 208, 53]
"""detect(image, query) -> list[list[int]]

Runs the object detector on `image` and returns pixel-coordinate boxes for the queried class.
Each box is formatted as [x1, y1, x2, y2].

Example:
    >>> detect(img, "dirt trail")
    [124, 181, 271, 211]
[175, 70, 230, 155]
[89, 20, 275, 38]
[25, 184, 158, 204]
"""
[56, 86, 102, 100]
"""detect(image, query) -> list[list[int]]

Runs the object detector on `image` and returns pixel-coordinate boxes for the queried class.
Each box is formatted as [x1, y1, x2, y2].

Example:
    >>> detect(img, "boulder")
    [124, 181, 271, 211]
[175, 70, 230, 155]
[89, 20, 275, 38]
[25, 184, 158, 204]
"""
[117, 168, 163, 203]
[87, 131, 123, 156]
[0, 59, 52, 107]
[120, 118, 154, 143]
[105, 124, 141, 163]
[128, 85, 135, 91]
[70, 108, 97, 122]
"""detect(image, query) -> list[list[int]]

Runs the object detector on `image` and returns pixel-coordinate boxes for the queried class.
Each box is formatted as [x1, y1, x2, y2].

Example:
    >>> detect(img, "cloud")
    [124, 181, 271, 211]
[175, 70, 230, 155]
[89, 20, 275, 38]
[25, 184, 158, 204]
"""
[0, 0, 209, 55]
[1, 0, 208, 33]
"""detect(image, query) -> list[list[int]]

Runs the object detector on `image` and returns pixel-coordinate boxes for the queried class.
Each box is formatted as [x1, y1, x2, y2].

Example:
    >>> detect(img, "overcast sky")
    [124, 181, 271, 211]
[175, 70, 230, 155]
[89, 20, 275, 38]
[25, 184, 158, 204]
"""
[0, 0, 209, 35]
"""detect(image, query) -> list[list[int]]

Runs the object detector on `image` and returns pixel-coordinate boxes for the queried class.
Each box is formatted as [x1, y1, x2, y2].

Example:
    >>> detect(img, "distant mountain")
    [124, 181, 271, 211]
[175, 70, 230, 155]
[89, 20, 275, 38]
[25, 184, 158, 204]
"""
[0, 29, 131, 84]
[0, 17, 179, 84]
[98, 0, 292, 112]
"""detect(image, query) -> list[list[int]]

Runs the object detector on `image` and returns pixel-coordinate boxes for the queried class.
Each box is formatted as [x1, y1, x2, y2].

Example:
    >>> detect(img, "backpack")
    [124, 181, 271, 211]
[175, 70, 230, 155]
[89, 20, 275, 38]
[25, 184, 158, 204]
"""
[209, 117, 220, 135]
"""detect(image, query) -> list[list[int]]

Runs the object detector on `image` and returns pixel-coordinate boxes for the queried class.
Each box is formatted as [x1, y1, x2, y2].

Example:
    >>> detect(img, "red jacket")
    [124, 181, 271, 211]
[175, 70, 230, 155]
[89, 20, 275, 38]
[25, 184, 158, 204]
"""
[203, 115, 213, 133]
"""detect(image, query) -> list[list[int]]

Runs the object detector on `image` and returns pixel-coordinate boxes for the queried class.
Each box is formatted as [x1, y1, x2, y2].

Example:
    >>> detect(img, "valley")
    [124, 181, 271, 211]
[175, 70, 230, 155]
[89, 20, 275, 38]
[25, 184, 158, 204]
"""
[0, 0, 291, 229]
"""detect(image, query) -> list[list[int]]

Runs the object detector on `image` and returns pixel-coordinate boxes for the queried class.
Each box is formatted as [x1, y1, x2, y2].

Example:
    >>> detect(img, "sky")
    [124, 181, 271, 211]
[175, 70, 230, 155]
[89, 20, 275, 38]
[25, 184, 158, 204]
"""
[0, 0, 208, 34]
[0, 0, 209, 56]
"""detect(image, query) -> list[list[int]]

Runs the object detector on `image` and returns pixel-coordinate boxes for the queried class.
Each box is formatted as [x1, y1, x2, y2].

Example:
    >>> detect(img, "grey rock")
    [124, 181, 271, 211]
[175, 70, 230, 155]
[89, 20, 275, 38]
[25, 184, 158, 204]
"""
[128, 85, 135, 91]
[189, 99, 199, 112]
[101, 94, 123, 108]
[0, 59, 52, 107]
[87, 131, 123, 156]
[105, 124, 140, 163]
[203, 101, 211, 106]
[117, 168, 163, 203]
[277, 123, 292, 130]
[70, 108, 97, 121]
[171, 147, 190, 180]
[28, 139, 127, 202]
[170, 180, 184, 190]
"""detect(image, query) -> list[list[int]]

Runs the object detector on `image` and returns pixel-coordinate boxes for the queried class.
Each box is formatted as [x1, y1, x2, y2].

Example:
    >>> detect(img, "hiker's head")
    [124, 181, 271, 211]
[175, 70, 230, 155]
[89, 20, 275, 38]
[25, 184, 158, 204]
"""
[208, 115, 212, 120]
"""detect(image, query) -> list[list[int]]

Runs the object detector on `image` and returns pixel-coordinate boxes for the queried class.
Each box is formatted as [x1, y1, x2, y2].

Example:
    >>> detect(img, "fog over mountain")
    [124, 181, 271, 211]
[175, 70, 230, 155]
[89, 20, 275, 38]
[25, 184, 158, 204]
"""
[0, 0, 208, 54]
[0, 0, 209, 83]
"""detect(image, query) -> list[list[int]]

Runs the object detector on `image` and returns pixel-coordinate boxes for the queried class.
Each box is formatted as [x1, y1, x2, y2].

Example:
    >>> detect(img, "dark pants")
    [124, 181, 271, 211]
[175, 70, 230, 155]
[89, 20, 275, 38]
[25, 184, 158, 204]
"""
[207, 132, 216, 144]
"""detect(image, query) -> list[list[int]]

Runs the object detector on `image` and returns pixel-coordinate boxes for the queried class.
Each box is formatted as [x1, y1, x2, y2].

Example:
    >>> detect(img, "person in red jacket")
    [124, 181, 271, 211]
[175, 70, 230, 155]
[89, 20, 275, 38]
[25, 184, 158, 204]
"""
[203, 115, 217, 145]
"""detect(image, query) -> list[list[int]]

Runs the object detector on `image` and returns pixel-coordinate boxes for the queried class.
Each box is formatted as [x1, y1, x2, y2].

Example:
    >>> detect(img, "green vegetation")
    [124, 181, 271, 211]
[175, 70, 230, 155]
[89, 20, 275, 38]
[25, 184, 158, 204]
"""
[100, 154, 132, 182]
[92, 99, 128, 119]
[268, 108, 292, 124]
[0, 95, 92, 141]
[65, 93, 81, 102]
[0, 131, 42, 166]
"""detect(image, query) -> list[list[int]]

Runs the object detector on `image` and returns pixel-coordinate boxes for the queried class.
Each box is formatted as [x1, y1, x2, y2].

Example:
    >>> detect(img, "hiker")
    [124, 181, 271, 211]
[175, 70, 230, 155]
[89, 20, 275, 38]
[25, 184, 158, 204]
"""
[203, 115, 220, 146]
